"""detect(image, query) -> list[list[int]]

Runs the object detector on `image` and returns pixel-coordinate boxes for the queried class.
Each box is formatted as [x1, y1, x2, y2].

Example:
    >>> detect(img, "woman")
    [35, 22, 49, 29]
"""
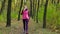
[21, 5, 30, 34]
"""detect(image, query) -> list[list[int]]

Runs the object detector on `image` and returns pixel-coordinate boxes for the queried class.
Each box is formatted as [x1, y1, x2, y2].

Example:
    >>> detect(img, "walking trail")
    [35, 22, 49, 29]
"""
[0, 18, 59, 34]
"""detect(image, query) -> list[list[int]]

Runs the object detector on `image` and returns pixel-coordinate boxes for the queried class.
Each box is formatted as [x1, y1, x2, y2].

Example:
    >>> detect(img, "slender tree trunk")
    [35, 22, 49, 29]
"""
[34, 4, 36, 21]
[30, 0, 33, 18]
[18, 0, 23, 21]
[32, 0, 33, 18]
[51, 0, 54, 4]
[56, 0, 59, 12]
[57, 0, 59, 4]
[24, 0, 26, 4]
[41, 0, 43, 6]
[43, 0, 48, 28]
[33, 0, 36, 21]
[36, 0, 40, 23]
[0, 0, 6, 15]
[51, 0, 56, 4]
[6, 0, 12, 27]
[33, 0, 35, 20]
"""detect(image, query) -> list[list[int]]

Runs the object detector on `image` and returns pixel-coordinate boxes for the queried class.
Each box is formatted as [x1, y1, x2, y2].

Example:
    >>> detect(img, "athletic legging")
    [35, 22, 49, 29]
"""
[23, 19, 29, 32]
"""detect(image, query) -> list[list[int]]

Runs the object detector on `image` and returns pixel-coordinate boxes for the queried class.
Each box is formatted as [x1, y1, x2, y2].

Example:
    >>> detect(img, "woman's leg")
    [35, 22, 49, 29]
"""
[23, 19, 25, 32]
[25, 19, 29, 33]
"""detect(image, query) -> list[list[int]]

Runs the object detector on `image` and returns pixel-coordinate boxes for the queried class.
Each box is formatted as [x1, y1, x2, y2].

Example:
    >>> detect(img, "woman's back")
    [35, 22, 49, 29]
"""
[22, 9, 29, 19]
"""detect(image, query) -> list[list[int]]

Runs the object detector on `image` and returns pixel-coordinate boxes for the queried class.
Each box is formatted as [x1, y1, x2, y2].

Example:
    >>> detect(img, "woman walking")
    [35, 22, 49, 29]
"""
[21, 5, 30, 34]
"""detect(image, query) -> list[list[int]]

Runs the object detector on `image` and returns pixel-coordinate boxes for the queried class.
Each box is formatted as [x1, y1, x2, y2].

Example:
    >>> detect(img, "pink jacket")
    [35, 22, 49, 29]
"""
[22, 9, 29, 19]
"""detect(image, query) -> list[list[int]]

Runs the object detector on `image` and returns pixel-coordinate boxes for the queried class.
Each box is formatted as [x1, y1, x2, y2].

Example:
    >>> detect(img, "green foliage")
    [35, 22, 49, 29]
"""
[38, 0, 60, 31]
[0, 0, 60, 32]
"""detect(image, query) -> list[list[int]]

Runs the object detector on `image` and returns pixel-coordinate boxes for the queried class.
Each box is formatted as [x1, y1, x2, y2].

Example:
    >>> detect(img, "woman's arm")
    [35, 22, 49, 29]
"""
[21, 10, 23, 15]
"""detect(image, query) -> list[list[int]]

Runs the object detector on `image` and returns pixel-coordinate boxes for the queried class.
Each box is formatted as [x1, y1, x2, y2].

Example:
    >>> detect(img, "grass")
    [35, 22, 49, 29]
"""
[0, 11, 60, 34]
[0, 18, 60, 34]
[38, 3, 60, 30]
[0, 1, 60, 34]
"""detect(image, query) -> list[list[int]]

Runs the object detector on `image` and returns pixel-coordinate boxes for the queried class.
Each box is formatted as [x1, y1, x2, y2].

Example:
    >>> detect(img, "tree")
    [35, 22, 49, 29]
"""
[32, 0, 35, 20]
[18, 0, 23, 21]
[30, 0, 33, 18]
[43, 0, 48, 28]
[51, 0, 54, 4]
[24, 0, 26, 4]
[56, 0, 60, 12]
[36, 0, 40, 23]
[0, 0, 6, 15]
[32, 0, 36, 21]
[51, 0, 55, 4]
[41, 0, 43, 6]
[6, 0, 12, 27]
[57, 0, 59, 4]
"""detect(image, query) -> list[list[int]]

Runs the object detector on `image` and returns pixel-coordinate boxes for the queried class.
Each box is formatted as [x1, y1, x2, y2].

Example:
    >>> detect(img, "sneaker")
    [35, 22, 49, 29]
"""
[26, 33, 28, 34]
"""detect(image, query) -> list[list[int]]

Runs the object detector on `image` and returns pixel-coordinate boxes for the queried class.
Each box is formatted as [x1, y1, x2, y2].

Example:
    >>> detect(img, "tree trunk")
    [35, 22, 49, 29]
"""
[30, 0, 33, 18]
[6, 0, 12, 27]
[24, 0, 26, 4]
[18, 0, 23, 21]
[57, 0, 59, 4]
[43, 0, 48, 28]
[36, 0, 40, 23]
[51, 0, 55, 4]
[34, 0, 37, 21]
[51, 0, 54, 4]
[41, 0, 43, 6]
[33, 0, 35, 20]
[0, 0, 6, 15]
[33, 0, 36, 21]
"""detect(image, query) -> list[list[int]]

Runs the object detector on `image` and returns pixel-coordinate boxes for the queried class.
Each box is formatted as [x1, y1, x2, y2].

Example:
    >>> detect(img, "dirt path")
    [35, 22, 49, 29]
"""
[0, 18, 60, 34]
[9, 18, 43, 34]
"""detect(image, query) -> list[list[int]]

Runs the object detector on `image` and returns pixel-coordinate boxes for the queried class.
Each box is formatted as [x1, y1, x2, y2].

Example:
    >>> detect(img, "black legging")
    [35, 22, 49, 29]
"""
[23, 19, 29, 32]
